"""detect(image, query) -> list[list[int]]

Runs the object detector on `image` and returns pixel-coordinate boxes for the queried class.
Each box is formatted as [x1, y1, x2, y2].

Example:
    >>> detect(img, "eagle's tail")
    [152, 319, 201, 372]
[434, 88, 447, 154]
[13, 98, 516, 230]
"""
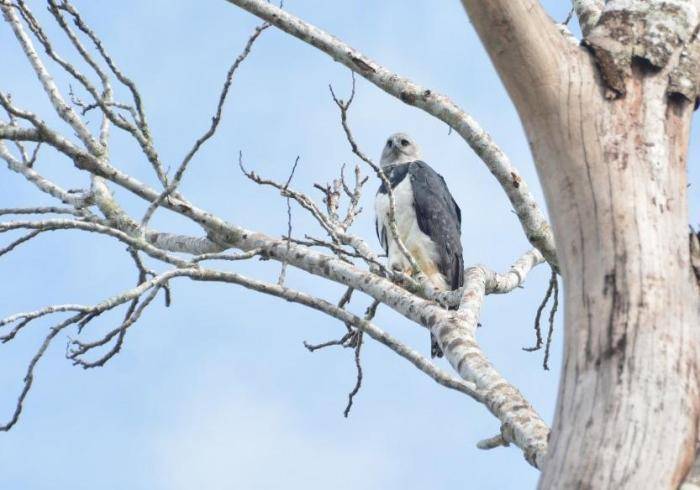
[430, 334, 444, 358]
[426, 271, 452, 358]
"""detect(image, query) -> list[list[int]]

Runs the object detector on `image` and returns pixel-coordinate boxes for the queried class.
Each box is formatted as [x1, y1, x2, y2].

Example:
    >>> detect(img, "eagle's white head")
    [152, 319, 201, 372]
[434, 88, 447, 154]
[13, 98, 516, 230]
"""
[380, 132, 422, 167]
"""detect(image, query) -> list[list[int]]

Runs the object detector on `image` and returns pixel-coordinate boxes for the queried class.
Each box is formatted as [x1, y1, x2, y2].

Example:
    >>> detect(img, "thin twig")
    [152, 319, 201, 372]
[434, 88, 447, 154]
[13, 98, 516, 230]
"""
[523, 268, 556, 352]
[140, 22, 269, 228]
[543, 273, 560, 371]
[303, 332, 355, 352]
[68, 285, 164, 368]
[344, 330, 363, 417]
[0, 230, 41, 257]
[0, 206, 84, 217]
[278, 156, 299, 285]
[563, 7, 575, 25]
[239, 153, 337, 237]
[0, 312, 86, 431]
[344, 299, 379, 417]
[303, 286, 355, 350]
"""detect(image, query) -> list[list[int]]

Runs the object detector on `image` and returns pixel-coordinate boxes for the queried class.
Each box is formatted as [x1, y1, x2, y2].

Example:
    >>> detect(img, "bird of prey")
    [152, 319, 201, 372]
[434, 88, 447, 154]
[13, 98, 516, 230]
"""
[374, 132, 464, 357]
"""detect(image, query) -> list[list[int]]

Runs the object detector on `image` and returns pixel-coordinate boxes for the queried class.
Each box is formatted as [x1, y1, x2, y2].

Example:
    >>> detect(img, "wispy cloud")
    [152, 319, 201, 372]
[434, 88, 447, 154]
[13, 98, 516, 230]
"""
[153, 370, 398, 490]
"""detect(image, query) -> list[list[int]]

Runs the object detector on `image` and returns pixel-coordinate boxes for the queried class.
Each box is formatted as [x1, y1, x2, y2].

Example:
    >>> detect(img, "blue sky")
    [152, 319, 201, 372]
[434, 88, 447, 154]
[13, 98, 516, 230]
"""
[0, 1, 698, 489]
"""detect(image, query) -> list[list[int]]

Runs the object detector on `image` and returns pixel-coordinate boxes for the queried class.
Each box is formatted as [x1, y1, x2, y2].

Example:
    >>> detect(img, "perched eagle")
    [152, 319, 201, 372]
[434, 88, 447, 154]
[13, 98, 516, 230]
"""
[374, 133, 464, 358]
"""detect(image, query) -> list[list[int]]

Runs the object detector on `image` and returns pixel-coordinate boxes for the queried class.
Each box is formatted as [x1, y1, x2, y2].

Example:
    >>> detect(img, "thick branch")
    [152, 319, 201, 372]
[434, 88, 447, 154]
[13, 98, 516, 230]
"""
[433, 261, 550, 468]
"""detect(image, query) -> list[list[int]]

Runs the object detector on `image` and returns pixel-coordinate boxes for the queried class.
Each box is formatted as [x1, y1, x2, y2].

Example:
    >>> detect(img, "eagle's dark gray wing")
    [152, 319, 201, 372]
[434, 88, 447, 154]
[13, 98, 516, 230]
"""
[408, 160, 464, 290]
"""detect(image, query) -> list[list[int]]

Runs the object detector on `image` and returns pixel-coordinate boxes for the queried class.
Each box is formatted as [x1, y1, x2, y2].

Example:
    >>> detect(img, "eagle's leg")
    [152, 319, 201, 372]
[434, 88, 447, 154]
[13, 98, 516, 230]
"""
[389, 249, 449, 359]
[419, 262, 452, 358]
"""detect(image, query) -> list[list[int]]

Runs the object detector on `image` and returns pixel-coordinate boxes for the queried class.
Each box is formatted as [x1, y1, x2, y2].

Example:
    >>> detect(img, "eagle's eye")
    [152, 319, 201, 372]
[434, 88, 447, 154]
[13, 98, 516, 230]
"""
[400, 139, 410, 147]
[386, 140, 393, 148]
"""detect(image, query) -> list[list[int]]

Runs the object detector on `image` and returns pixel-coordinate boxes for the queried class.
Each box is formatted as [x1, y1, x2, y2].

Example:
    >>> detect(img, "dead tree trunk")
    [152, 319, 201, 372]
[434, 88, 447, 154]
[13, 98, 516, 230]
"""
[461, 0, 700, 487]
[540, 57, 700, 490]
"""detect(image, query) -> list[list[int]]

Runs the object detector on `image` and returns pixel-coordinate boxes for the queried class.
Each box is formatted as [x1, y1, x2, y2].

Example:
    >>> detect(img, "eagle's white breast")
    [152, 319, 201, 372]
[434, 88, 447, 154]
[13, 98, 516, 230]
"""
[374, 176, 448, 290]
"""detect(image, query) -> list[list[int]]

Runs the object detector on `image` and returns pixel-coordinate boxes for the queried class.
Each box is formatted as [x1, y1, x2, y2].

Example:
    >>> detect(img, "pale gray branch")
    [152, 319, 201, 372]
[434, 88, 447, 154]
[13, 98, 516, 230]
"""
[0, 206, 86, 217]
[0, 139, 91, 207]
[572, 0, 603, 36]
[477, 434, 508, 450]
[0, 219, 189, 267]
[485, 249, 545, 294]
[434, 261, 550, 468]
[0, 2, 102, 155]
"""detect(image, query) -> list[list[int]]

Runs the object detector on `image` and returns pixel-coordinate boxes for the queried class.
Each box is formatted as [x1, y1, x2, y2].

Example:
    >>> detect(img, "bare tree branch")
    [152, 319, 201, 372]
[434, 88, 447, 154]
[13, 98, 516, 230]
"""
[0, 137, 91, 208]
[477, 433, 509, 450]
[0, 1, 102, 154]
[55, 0, 167, 183]
[0, 206, 87, 217]
[433, 259, 551, 468]
[0, 312, 86, 431]
[0, 229, 42, 257]
[0, 1, 559, 470]
[572, 0, 603, 36]
[141, 22, 269, 228]
[0, 219, 189, 267]
[523, 268, 556, 353]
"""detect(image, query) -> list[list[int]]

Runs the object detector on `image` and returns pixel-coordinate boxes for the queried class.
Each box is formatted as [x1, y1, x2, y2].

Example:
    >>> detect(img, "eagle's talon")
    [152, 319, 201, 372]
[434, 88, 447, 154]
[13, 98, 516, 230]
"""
[343, 329, 362, 348]
[389, 262, 404, 272]
[435, 293, 452, 309]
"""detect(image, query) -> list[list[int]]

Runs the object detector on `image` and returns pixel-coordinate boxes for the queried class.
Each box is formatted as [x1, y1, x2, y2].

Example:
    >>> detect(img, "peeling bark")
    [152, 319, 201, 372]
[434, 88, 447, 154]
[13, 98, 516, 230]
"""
[584, 0, 700, 97]
[669, 33, 700, 103]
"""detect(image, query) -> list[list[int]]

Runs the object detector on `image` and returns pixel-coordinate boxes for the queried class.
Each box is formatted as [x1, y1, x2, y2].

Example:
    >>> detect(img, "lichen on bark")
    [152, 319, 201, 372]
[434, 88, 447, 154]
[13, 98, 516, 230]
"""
[584, 0, 699, 99]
